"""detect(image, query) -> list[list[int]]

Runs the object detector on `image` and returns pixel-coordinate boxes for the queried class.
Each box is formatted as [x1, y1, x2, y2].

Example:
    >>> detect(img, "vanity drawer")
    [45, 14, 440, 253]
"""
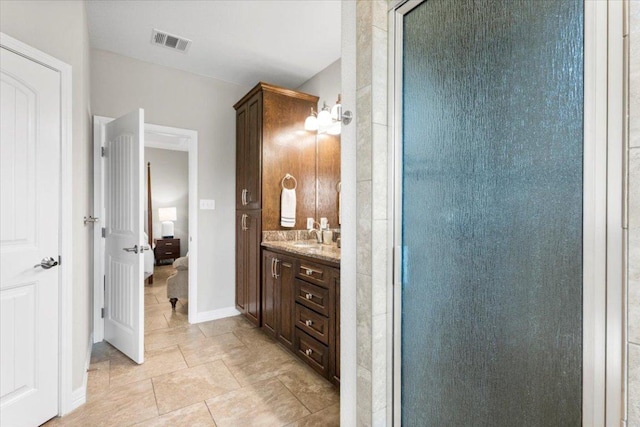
[294, 279, 330, 317]
[295, 329, 329, 377]
[296, 260, 331, 288]
[295, 304, 329, 345]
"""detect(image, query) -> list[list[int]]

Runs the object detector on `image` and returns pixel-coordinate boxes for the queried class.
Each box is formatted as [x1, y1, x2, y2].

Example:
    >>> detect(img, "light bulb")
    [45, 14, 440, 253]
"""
[318, 109, 332, 128]
[304, 115, 318, 131]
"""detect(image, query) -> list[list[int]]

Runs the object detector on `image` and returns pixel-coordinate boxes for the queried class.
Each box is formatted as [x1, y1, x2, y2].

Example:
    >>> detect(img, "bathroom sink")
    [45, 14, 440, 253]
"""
[291, 242, 320, 248]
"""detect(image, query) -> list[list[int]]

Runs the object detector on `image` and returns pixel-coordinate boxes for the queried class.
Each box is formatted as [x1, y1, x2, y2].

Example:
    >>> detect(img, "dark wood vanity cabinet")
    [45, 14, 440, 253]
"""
[262, 247, 340, 385]
[333, 274, 340, 384]
[294, 260, 339, 384]
[234, 83, 319, 325]
[236, 210, 261, 326]
[262, 250, 296, 350]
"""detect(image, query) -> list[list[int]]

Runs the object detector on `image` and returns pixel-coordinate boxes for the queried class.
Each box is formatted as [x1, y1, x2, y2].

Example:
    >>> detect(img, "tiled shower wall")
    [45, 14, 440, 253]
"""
[629, 2, 640, 424]
[355, 0, 390, 425]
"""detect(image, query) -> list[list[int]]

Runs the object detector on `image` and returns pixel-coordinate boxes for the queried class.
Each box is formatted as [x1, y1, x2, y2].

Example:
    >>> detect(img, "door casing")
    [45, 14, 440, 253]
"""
[0, 32, 75, 415]
[388, 1, 624, 425]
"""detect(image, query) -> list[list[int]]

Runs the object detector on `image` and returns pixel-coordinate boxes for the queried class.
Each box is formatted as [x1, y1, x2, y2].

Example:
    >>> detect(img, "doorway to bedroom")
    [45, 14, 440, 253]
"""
[144, 139, 191, 333]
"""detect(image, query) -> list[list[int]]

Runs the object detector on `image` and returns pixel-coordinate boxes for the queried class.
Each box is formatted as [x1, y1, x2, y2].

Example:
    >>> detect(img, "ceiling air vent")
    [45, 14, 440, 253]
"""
[151, 29, 192, 53]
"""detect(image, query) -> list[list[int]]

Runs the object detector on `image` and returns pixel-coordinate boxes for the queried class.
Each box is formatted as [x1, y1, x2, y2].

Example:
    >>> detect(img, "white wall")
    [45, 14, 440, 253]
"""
[145, 147, 189, 256]
[91, 49, 249, 315]
[297, 58, 342, 111]
[0, 0, 93, 394]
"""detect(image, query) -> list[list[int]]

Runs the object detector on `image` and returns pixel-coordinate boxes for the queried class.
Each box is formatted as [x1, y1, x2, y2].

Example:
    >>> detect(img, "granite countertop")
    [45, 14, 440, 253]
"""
[261, 240, 341, 264]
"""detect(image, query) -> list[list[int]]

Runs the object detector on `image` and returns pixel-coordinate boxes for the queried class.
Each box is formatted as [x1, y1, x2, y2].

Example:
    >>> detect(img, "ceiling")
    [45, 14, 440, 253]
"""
[86, 0, 341, 89]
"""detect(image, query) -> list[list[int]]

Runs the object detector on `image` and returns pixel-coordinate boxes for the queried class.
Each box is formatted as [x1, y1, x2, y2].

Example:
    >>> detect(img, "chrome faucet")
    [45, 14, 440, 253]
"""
[308, 222, 323, 244]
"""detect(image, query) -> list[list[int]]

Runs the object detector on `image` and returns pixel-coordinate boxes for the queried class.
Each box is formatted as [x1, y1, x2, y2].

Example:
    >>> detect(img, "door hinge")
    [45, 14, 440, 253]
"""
[102, 227, 106, 238]
[101, 146, 106, 157]
[101, 307, 105, 318]
[58, 255, 62, 265]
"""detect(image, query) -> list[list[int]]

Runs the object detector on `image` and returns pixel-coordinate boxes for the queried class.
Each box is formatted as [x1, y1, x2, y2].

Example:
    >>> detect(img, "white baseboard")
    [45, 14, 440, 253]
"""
[195, 306, 241, 323]
[66, 332, 93, 414]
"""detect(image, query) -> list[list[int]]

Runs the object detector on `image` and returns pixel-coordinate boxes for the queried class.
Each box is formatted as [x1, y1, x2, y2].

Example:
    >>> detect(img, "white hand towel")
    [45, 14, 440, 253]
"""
[281, 188, 296, 228]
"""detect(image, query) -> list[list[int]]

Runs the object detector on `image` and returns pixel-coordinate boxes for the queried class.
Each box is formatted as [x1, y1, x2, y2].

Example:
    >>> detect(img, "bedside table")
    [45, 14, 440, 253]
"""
[154, 238, 181, 264]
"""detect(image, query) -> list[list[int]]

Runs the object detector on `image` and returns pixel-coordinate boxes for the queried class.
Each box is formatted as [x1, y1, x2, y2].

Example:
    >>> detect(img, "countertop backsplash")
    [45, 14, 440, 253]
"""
[262, 229, 312, 242]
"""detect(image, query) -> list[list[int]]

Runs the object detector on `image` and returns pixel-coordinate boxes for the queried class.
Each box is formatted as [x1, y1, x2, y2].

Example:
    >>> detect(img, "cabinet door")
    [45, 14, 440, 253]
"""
[334, 272, 340, 384]
[236, 103, 247, 210]
[244, 93, 262, 210]
[262, 250, 277, 337]
[245, 210, 262, 326]
[276, 254, 295, 350]
[235, 212, 246, 313]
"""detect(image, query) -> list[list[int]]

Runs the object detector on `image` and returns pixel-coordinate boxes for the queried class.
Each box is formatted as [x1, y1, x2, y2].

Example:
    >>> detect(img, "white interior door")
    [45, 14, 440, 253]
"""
[0, 46, 60, 426]
[103, 109, 145, 364]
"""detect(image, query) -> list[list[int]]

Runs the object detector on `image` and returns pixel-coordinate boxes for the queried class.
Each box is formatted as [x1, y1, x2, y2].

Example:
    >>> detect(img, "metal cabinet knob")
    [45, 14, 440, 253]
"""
[305, 269, 312, 276]
[305, 293, 313, 300]
[305, 319, 313, 327]
[305, 348, 313, 356]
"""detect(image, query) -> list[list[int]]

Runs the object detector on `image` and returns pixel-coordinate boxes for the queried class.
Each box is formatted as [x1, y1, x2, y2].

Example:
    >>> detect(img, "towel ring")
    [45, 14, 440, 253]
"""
[282, 173, 297, 190]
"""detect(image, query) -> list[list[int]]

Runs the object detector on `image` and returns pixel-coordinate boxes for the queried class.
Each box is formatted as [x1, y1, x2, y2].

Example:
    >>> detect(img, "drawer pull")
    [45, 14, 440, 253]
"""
[165, 242, 173, 246]
[305, 319, 313, 327]
[165, 252, 173, 255]
[305, 293, 313, 300]
[300, 265, 322, 277]
[305, 348, 313, 356]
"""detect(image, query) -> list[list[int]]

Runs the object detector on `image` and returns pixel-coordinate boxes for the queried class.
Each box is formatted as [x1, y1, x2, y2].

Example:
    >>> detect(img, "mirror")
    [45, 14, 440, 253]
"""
[315, 131, 341, 230]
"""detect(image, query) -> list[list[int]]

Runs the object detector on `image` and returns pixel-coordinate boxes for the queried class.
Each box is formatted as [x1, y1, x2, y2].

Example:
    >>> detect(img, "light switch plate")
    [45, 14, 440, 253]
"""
[307, 218, 314, 229]
[200, 199, 215, 210]
[320, 217, 328, 229]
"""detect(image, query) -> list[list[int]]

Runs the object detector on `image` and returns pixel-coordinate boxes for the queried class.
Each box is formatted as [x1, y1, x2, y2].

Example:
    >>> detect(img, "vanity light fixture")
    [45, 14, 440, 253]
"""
[304, 94, 353, 134]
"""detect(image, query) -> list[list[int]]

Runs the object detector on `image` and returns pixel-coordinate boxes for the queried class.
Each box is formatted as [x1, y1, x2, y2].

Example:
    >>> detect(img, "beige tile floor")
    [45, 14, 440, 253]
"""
[44, 265, 340, 427]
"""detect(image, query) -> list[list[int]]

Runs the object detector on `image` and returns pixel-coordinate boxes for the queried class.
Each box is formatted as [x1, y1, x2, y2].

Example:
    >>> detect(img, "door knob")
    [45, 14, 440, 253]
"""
[34, 257, 58, 269]
[123, 245, 139, 254]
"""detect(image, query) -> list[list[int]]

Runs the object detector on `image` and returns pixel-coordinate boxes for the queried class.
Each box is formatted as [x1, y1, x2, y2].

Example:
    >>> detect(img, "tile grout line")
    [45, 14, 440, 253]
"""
[150, 377, 161, 418]
[176, 342, 189, 367]
[274, 378, 313, 423]
[219, 356, 245, 386]
[204, 400, 219, 427]
[278, 375, 316, 415]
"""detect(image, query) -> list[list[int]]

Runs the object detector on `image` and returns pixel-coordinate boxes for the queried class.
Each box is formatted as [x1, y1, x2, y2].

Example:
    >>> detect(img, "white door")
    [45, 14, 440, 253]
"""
[0, 47, 60, 426]
[103, 109, 145, 364]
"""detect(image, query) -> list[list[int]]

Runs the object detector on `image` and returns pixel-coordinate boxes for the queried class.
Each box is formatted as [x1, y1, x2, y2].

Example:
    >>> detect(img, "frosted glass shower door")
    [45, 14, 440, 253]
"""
[399, 0, 584, 425]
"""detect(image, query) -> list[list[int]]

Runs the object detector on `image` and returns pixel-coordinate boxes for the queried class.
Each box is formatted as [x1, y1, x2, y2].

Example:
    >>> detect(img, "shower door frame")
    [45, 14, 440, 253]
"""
[389, 0, 624, 425]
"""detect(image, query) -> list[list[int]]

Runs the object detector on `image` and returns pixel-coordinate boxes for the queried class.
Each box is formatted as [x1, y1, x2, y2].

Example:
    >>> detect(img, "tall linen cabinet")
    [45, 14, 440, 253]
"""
[234, 82, 318, 326]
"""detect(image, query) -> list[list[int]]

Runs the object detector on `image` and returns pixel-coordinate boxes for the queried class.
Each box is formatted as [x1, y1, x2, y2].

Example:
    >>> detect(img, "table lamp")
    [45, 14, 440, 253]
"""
[158, 207, 177, 238]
